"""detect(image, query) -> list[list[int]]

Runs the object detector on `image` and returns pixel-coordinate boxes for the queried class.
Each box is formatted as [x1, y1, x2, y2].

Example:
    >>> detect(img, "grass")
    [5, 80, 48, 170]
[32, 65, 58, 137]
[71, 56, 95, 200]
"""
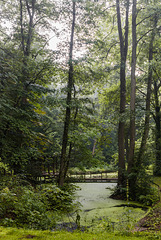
[0, 227, 161, 240]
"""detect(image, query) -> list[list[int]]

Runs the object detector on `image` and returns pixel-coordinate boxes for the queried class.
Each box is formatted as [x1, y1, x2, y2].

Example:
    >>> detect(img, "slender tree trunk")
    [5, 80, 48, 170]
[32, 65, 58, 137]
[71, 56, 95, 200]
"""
[116, 0, 129, 192]
[92, 139, 97, 156]
[20, 0, 35, 99]
[58, 1, 76, 187]
[127, 0, 137, 199]
[20, 0, 35, 57]
[63, 104, 78, 180]
[25, 0, 36, 57]
[136, 16, 158, 167]
[20, 0, 25, 53]
[153, 80, 161, 176]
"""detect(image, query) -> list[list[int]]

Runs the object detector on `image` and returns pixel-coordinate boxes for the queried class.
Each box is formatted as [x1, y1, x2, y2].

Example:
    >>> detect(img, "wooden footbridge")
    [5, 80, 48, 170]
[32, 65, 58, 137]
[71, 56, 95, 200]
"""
[67, 171, 118, 183]
[39, 170, 118, 183]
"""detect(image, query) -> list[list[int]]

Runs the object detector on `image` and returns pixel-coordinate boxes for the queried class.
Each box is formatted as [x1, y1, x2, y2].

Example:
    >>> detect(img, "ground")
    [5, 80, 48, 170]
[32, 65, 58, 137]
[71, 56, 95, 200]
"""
[136, 203, 161, 232]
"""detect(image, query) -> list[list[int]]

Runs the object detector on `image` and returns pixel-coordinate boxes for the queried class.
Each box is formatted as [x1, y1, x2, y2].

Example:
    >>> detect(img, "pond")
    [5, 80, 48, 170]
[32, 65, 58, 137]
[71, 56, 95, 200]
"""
[74, 183, 148, 229]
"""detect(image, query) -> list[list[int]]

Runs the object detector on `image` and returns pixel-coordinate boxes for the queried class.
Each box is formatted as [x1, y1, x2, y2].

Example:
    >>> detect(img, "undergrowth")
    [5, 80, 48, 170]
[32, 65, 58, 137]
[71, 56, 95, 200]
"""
[0, 175, 78, 230]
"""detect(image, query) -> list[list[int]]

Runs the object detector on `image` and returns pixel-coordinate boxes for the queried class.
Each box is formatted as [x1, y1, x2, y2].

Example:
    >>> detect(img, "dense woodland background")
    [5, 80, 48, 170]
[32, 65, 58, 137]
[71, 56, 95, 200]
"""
[0, 0, 161, 203]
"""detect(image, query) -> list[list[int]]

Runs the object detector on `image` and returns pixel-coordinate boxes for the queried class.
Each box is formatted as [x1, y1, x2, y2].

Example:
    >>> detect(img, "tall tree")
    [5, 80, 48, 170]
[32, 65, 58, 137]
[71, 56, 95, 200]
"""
[0, 0, 55, 174]
[58, 0, 76, 187]
[116, 0, 129, 193]
[153, 69, 161, 176]
[136, 13, 158, 169]
[128, 0, 137, 197]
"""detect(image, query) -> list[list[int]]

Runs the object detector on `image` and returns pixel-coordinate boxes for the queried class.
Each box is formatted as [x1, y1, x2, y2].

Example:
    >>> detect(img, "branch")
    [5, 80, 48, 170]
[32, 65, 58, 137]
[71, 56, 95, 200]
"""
[137, 29, 153, 45]
[20, 0, 25, 53]
[136, 40, 145, 59]
[137, 88, 146, 97]
[153, 67, 161, 87]
[102, 13, 117, 42]
[0, 29, 10, 38]
[27, 65, 48, 87]
[105, 41, 119, 59]
[25, 0, 31, 19]
[136, 7, 145, 17]
[102, 4, 116, 13]
[136, 14, 153, 26]
[137, 66, 146, 73]
[33, 16, 46, 27]
[0, 47, 15, 58]
[151, 111, 156, 122]
[33, 36, 54, 59]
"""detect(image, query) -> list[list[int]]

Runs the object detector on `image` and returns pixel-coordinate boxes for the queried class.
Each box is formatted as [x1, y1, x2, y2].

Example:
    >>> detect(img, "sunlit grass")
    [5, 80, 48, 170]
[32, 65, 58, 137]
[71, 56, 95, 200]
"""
[0, 227, 160, 240]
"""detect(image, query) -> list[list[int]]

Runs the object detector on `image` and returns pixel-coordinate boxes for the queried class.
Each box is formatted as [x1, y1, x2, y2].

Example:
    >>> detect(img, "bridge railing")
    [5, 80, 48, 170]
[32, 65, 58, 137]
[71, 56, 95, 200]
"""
[68, 170, 117, 180]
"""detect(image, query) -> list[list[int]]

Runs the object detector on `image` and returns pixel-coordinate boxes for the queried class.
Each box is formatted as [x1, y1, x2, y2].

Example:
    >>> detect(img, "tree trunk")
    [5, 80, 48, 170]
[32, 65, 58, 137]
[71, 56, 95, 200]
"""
[116, 0, 129, 192]
[128, 0, 137, 199]
[58, 1, 76, 187]
[153, 79, 161, 176]
[20, 0, 35, 57]
[136, 16, 158, 167]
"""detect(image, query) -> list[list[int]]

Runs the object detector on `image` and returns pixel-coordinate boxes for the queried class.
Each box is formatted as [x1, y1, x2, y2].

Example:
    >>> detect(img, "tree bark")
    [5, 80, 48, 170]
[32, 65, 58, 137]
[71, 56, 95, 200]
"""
[153, 78, 161, 176]
[58, 1, 76, 187]
[20, 0, 36, 57]
[25, 0, 36, 56]
[116, 0, 129, 190]
[136, 16, 158, 167]
[128, 0, 137, 199]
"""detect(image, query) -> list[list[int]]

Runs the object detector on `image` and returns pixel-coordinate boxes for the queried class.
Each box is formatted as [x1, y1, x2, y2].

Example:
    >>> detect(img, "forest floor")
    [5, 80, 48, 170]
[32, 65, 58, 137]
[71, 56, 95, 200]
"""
[135, 203, 161, 232]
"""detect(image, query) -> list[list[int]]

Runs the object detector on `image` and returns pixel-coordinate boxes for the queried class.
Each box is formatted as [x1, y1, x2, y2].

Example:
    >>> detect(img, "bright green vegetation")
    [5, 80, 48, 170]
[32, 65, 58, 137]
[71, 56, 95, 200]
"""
[73, 183, 147, 229]
[0, 176, 78, 230]
[0, 176, 160, 237]
[0, 175, 160, 231]
[0, 227, 161, 240]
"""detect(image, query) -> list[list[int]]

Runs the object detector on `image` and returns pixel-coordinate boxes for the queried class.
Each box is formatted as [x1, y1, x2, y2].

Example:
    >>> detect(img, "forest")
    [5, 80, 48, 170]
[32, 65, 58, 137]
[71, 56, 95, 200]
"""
[0, 0, 161, 235]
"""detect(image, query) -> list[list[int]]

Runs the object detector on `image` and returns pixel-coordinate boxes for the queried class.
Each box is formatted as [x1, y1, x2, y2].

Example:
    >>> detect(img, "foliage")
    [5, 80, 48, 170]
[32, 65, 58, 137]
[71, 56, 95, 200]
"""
[130, 168, 159, 206]
[0, 186, 53, 230]
[37, 183, 79, 213]
[0, 0, 161, 205]
[0, 176, 77, 230]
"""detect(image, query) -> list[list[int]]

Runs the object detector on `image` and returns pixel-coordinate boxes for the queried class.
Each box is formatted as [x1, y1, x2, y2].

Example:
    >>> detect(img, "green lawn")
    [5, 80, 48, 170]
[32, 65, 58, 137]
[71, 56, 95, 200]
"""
[0, 227, 161, 240]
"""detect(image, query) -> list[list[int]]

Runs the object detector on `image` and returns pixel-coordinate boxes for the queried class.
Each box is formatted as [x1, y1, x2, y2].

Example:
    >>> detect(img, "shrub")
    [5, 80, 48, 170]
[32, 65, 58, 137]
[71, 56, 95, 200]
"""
[38, 183, 79, 213]
[0, 185, 55, 229]
[0, 176, 77, 229]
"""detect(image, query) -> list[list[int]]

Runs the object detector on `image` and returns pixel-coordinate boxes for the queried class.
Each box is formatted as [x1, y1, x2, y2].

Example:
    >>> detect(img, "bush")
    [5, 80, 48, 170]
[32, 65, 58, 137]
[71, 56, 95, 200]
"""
[0, 176, 77, 229]
[0, 185, 55, 229]
[135, 170, 159, 206]
[37, 183, 79, 213]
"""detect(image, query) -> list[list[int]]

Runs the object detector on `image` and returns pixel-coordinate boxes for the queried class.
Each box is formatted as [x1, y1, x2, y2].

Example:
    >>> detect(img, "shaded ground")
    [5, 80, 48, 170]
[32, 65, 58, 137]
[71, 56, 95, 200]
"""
[135, 177, 161, 232]
[135, 204, 161, 232]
